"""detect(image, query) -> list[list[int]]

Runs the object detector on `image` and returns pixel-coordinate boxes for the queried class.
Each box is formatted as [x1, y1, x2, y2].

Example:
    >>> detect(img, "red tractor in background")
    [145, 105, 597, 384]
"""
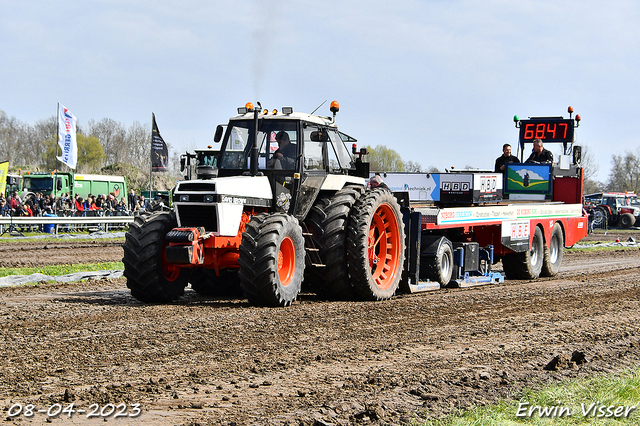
[584, 192, 640, 229]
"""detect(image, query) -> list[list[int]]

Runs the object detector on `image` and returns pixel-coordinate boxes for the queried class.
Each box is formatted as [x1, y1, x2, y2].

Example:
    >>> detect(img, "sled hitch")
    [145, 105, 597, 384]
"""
[447, 244, 504, 288]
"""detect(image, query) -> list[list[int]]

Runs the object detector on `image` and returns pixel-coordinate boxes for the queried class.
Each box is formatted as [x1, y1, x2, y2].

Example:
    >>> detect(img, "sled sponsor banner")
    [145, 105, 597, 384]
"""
[57, 104, 77, 169]
[371, 172, 503, 203]
[151, 113, 169, 172]
[436, 204, 584, 226]
[368, 173, 438, 202]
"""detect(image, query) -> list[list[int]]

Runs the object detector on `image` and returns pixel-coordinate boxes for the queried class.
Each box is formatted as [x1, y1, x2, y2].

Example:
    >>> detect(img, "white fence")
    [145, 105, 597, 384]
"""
[0, 215, 135, 235]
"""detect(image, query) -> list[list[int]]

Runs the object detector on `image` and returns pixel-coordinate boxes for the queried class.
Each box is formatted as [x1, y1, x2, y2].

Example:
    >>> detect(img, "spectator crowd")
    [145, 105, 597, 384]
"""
[0, 189, 151, 218]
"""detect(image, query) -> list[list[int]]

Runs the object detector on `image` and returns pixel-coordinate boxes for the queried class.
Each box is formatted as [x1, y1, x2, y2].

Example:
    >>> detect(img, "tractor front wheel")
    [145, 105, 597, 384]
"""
[620, 213, 635, 229]
[123, 211, 188, 302]
[238, 213, 305, 307]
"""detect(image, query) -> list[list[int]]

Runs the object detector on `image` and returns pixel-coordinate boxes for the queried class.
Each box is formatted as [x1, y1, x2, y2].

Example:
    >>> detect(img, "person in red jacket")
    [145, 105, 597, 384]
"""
[75, 196, 85, 216]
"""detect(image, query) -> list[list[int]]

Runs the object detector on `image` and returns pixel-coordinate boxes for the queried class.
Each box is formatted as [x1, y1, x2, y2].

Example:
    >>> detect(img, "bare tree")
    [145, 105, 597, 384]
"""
[580, 144, 603, 194]
[125, 120, 151, 170]
[0, 111, 26, 165]
[606, 148, 640, 194]
[87, 118, 127, 166]
[403, 160, 422, 172]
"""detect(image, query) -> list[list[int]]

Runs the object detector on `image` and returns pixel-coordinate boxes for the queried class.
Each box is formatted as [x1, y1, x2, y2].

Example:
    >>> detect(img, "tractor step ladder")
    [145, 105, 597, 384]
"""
[300, 223, 325, 268]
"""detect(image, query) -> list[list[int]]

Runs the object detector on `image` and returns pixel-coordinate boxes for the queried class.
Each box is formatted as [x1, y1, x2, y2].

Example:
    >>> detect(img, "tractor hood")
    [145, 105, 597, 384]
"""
[173, 175, 273, 236]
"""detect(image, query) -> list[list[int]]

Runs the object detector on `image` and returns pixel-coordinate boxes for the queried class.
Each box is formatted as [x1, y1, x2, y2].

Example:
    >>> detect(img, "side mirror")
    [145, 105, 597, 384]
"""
[310, 130, 329, 142]
[180, 157, 186, 172]
[56, 178, 63, 191]
[214, 125, 224, 143]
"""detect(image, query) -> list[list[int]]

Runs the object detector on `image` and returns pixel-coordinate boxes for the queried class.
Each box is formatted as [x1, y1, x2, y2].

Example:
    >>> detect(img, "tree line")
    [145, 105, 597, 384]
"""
[0, 110, 181, 192]
[0, 109, 634, 195]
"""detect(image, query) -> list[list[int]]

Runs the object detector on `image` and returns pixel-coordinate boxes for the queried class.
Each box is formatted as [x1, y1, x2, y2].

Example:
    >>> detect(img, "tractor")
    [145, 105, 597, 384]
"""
[584, 192, 640, 229]
[123, 101, 405, 306]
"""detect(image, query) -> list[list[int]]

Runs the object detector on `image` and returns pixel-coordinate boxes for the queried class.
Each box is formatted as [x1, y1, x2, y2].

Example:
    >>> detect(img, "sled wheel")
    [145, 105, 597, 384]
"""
[189, 268, 242, 297]
[347, 189, 405, 300]
[123, 211, 188, 302]
[502, 225, 544, 279]
[422, 238, 454, 285]
[238, 213, 305, 307]
[304, 186, 364, 299]
[541, 223, 564, 277]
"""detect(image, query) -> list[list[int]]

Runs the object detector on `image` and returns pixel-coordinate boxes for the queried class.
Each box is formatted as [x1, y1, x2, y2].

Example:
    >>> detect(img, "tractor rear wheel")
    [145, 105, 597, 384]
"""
[346, 189, 405, 300]
[304, 186, 364, 300]
[592, 207, 608, 228]
[541, 223, 564, 277]
[189, 268, 242, 297]
[123, 211, 188, 302]
[238, 213, 305, 307]
[502, 226, 544, 279]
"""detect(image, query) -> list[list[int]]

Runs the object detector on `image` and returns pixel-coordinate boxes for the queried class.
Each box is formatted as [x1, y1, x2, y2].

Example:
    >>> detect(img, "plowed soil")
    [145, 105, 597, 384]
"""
[0, 231, 639, 425]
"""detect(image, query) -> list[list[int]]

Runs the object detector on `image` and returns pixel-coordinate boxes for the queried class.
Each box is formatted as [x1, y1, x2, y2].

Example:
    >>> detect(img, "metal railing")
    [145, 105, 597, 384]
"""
[0, 215, 135, 235]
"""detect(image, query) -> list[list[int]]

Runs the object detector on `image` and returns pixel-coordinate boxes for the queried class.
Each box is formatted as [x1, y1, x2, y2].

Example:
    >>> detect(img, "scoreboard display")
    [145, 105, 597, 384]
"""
[518, 118, 575, 143]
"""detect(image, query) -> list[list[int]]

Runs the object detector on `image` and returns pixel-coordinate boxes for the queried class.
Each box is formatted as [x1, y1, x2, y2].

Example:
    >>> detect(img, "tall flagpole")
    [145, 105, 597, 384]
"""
[55, 103, 60, 200]
[149, 113, 153, 202]
[56, 103, 60, 165]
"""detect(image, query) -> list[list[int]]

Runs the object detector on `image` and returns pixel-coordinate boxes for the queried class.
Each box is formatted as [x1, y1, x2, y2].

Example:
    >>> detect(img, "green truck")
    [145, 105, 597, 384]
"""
[20, 172, 127, 200]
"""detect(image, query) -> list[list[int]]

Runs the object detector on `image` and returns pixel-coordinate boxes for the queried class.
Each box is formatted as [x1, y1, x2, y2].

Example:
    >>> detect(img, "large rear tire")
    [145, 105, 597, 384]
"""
[304, 186, 364, 300]
[123, 211, 188, 302]
[541, 223, 564, 277]
[238, 213, 305, 307]
[502, 226, 544, 279]
[592, 207, 608, 228]
[346, 189, 405, 300]
[189, 268, 242, 297]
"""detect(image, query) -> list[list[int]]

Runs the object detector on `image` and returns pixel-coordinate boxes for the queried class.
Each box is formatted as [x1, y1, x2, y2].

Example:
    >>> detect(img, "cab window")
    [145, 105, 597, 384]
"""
[303, 127, 326, 170]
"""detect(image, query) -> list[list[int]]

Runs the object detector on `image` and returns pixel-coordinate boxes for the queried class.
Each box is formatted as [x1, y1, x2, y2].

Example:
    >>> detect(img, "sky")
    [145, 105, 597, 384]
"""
[2, 0, 639, 183]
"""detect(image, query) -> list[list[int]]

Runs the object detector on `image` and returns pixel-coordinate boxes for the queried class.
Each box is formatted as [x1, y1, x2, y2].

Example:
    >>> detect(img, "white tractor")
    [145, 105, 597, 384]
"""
[123, 102, 405, 306]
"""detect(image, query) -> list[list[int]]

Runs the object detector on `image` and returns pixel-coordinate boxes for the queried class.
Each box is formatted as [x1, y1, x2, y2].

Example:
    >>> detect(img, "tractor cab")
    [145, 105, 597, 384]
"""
[214, 102, 362, 218]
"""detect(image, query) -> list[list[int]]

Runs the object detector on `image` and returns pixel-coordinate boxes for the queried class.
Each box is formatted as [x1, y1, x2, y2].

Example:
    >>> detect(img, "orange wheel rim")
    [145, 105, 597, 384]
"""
[367, 203, 401, 290]
[278, 236, 296, 286]
[162, 242, 182, 282]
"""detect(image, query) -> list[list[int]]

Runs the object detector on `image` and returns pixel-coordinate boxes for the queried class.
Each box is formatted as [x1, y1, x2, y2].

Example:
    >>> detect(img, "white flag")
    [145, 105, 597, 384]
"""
[57, 104, 78, 169]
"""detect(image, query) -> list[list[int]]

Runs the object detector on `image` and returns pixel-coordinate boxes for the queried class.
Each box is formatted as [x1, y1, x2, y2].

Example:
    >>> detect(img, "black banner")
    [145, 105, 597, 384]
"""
[151, 113, 169, 172]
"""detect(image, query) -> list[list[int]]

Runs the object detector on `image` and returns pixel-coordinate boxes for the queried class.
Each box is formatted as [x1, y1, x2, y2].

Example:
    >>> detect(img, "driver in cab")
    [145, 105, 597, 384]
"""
[268, 131, 296, 169]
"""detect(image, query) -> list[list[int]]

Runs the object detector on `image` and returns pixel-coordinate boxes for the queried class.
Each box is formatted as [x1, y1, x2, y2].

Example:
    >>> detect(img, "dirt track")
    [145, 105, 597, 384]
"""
[0, 232, 639, 425]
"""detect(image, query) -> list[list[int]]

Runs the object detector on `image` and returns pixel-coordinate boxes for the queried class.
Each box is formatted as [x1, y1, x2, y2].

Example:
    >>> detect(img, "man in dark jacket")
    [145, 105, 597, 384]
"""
[494, 143, 520, 172]
[268, 131, 296, 169]
[526, 139, 554, 164]
[127, 189, 137, 212]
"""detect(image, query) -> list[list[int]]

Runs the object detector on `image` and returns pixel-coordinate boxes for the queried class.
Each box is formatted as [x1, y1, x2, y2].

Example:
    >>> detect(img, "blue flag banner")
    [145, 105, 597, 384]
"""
[57, 104, 77, 169]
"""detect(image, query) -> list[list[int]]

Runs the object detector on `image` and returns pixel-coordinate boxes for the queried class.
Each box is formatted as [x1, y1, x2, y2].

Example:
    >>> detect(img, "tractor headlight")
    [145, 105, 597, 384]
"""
[180, 195, 189, 202]
[204, 195, 214, 203]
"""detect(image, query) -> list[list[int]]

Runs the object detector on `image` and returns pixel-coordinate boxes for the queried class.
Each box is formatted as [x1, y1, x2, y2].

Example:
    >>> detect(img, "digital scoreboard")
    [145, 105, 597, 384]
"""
[518, 118, 575, 143]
